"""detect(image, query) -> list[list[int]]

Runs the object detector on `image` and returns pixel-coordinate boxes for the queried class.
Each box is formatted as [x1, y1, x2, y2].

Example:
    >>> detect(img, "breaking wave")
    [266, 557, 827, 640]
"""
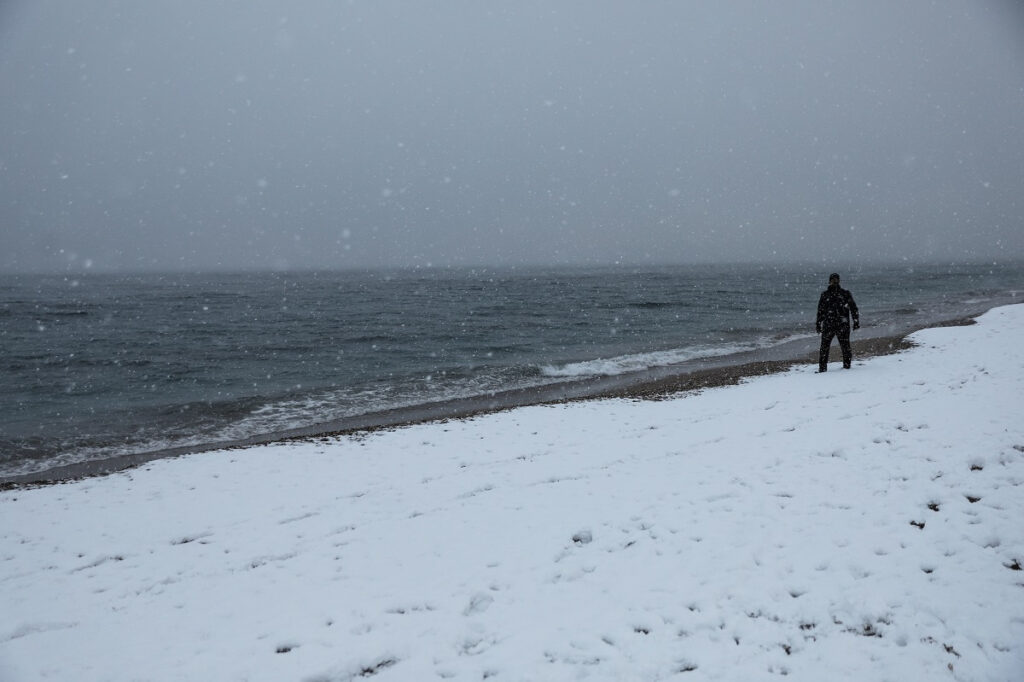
[540, 344, 752, 378]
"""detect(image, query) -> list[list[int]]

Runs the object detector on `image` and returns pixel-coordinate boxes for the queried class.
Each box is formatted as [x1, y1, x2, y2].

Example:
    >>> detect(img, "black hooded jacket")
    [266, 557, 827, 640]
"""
[817, 284, 859, 333]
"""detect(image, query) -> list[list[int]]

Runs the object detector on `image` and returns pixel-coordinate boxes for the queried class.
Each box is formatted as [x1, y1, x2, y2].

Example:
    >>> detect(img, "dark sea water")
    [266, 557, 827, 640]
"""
[2, 262, 1022, 477]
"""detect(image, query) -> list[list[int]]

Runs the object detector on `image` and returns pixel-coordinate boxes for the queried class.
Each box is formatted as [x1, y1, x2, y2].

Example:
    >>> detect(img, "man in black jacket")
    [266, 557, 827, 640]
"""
[816, 273, 859, 372]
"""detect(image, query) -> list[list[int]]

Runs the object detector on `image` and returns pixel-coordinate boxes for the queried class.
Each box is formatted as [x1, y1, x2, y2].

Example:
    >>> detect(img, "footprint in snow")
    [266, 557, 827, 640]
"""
[171, 532, 212, 545]
[463, 593, 494, 616]
[572, 530, 593, 545]
[278, 511, 319, 525]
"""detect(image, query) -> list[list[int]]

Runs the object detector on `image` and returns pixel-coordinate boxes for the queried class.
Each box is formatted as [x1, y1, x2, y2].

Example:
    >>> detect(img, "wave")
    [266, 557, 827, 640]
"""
[630, 301, 681, 310]
[538, 333, 815, 378]
[46, 309, 91, 317]
[539, 344, 750, 378]
[219, 370, 559, 441]
[344, 333, 406, 344]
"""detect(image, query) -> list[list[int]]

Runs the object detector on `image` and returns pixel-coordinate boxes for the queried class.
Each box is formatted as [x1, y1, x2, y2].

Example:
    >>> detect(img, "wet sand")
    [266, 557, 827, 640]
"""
[0, 314, 986, 488]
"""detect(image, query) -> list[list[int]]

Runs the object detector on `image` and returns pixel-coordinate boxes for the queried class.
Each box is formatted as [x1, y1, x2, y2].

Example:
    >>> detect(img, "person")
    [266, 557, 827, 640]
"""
[816, 273, 859, 372]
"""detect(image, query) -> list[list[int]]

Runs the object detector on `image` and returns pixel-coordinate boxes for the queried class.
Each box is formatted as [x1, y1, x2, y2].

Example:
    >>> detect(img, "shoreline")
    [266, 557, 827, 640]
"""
[1, 308, 993, 489]
[4, 303, 1021, 679]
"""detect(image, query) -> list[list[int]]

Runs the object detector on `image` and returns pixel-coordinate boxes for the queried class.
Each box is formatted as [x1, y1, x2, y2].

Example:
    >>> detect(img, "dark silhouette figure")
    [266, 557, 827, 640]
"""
[816, 273, 859, 372]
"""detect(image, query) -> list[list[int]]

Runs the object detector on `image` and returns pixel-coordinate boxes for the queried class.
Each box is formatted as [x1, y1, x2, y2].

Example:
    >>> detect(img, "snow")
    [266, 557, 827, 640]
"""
[2, 305, 1023, 682]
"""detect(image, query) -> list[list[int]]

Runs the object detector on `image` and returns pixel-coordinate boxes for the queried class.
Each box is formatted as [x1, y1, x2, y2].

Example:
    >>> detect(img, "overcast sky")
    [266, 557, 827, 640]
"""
[2, 1, 1023, 272]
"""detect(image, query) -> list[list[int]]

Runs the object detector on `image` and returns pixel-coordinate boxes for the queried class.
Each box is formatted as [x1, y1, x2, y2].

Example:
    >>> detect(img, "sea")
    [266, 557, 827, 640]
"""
[2, 262, 1022, 479]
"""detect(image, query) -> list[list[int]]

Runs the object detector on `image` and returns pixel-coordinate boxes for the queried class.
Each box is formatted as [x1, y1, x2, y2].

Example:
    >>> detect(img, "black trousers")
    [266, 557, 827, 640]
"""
[819, 325, 851, 371]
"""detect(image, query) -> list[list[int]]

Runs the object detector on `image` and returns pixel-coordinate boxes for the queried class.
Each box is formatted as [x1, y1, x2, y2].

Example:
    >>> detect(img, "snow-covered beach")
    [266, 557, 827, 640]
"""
[2, 304, 1023, 681]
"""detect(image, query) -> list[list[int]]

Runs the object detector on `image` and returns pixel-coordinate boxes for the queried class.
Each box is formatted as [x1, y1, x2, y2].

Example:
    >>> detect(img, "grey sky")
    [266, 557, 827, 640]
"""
[2, 1, 1023, 272]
